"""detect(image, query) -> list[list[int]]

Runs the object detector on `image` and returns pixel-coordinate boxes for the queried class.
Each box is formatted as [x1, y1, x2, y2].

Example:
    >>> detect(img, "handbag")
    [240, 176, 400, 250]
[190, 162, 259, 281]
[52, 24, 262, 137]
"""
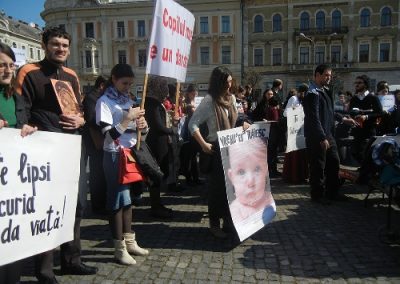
[118, 147, 145, 184]
[131, 141, 164, 184]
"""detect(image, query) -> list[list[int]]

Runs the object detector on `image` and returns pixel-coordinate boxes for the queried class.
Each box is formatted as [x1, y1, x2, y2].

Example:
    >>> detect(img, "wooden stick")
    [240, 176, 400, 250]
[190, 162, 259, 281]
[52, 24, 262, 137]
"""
[136, 73, 149, 150]
[174, 81, 180, 117]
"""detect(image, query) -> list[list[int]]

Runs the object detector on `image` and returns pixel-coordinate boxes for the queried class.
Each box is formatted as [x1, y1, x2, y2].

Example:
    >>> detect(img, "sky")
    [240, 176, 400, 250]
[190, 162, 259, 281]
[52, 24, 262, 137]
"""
[1, 0, 46, 27]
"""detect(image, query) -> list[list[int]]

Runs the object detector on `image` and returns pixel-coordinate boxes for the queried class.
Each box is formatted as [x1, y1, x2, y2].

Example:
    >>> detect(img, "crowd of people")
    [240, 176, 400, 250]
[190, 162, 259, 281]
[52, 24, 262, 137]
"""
[1, 25, 400, 283]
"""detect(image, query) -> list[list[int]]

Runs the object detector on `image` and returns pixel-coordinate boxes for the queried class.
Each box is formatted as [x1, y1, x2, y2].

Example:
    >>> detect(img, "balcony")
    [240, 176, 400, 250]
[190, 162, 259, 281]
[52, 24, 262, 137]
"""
[294, 27, 349, 37]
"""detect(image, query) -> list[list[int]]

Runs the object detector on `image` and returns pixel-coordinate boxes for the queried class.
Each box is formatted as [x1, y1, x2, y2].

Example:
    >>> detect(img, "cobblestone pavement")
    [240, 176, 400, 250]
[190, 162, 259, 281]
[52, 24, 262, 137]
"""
[20, 177, 400, 283]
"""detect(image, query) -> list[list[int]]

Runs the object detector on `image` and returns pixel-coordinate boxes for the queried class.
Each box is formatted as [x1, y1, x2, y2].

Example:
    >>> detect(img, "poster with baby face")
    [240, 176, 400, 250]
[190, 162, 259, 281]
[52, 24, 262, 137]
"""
[218, 122, 276, 241]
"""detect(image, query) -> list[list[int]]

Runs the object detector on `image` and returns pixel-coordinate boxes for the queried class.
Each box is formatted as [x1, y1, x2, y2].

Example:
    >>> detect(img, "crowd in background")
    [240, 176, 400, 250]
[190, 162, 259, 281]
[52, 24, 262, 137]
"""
[2, 24, 400, 283]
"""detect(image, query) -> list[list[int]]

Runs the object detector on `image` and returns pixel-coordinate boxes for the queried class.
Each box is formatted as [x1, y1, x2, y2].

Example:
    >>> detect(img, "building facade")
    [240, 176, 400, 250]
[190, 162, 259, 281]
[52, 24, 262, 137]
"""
[0, 11, 44, 66]
[40, 0, 400, 97]
[245, 0, 400, 96]
[41, 0, 243, 95]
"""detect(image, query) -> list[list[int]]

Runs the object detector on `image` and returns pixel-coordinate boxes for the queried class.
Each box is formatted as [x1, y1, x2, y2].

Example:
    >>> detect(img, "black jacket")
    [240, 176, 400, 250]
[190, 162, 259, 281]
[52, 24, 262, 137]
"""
[303, 83, 342, 143]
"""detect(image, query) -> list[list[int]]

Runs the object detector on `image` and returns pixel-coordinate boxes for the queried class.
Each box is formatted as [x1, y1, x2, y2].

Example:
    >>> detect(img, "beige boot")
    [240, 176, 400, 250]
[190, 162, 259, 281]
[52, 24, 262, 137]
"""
[123, 232, 149, 256]
[114, 239, 136, 265]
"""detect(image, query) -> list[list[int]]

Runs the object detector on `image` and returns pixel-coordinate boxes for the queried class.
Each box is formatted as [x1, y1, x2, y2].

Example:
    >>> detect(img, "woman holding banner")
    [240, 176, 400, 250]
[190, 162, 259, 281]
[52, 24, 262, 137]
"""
[189, 66, 249, 239]
[96, 64, 149, 265]
[0, 43, 37, 284]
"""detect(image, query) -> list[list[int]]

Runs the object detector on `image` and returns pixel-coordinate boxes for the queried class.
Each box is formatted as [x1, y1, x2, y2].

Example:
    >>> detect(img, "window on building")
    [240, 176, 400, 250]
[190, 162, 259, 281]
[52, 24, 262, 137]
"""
[300, 46, 309, 64]
[315, 46, 325, 64]
[254, 15, 263, 33]
[300, 12, 310, 31]
[29, 47, 34, 59]
[138, 49, 147, 67]
[221, 16, 230, 33]
[332, 10, 341, 31]
[360, 8, 370, 27]
[200, 46, 210, 65]
[117, 21, 125, 38]
[221, 46, 231, 64]
[359, 44, 369, 62]
[254, 48, 263, 66]
[200, 16, 209, 34]
[379, 43, 390, 62]
[21, 45, 25, 50]
[272, 48, 282, 66]
[316, 11, 325, 30]
[118, 50, 127, 64]
[138, 20, 145, 37]
[12, 42, 17, 48]
[85, 50, 92, 68]
[85, 22, 94, 38]
[37, 50, 41, 60]
[272, 14, 282, 32]
[94, 50, 99, 68]
[331, 45, 341, 63]
[381, 7, 391, 26]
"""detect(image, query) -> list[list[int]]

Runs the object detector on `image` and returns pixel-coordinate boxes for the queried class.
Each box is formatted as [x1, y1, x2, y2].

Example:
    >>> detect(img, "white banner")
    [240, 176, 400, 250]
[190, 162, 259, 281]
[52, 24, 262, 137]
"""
[218, 122, 276, 242]
[286, 106, 306, 153]
[146, 0, 195, 82]
[0, 128, 81, 265]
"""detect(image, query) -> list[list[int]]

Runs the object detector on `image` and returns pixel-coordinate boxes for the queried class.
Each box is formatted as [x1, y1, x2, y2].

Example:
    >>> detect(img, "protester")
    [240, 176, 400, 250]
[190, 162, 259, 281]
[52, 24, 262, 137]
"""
[302, 64, 356, 204]
[0, 42, 37, 284]
[82, 75, 108, 214]
[15, 26, 97, 283]
[189, 66, 250, 239]
[252, 89, 281, 177]
[96, 63, 149, 265]
[282, 83, 309, 184]
[348, 75, 382, 166]
[180, 84, 202, 186]
[145, 75, 179, 218]
[227, 138, 273, 222]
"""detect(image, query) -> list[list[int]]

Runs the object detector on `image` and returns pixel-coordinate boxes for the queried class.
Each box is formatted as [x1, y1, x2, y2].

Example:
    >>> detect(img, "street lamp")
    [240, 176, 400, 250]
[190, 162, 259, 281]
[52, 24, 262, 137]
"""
[300, 33, 315, 78]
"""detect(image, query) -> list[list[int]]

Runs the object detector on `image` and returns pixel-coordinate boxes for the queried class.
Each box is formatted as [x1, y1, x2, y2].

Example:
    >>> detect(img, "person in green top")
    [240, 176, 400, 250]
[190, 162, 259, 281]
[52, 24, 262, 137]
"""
[0, 43, 36, 135]
[0, 43, 37, 284]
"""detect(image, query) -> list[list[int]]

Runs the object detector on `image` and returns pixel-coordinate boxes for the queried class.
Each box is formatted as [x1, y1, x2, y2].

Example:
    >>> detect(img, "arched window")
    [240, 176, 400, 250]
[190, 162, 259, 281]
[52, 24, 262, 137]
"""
[381, 7, 392, 26]
[316, 11, 325, 30]
[254, 15, 263, 33]
[272, 14, 282, 32]
[360, 8, 370, 27]
[332, 10, 341, 30]
[300, 12, 310, 31]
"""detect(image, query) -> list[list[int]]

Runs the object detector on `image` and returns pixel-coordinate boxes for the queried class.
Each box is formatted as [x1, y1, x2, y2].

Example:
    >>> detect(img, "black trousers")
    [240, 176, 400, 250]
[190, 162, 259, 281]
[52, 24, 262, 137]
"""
[306, 138, 340, 199]
[35, 200, 83, 280]
[207, 145, 232, 228]
[0, 260, 22, 284]
[88, 149, 107, 212]
[180, 139, 199, 181]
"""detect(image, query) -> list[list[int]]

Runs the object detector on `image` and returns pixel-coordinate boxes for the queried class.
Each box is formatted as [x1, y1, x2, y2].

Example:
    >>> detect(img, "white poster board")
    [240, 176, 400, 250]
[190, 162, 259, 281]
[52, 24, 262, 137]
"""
[286, 106, 306, 153]
[146, 0, 195, 82]
[0, 128, 81, 265]
[378, 94, 395, 112]
[218, 122, 276, 241]
[11, 48, 27, 69]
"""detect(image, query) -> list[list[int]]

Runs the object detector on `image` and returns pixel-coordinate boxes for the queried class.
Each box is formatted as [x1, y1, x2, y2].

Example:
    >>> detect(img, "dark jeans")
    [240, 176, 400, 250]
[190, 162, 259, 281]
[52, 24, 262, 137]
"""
[0, 261, 23, 284]
[306, 138, 340, 199]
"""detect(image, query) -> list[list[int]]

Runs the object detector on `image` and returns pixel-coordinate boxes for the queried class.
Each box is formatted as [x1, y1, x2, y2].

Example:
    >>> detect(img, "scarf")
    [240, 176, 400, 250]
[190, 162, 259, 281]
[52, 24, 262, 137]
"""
[105, 86, 130, 105]
[214, 94, 238, 130]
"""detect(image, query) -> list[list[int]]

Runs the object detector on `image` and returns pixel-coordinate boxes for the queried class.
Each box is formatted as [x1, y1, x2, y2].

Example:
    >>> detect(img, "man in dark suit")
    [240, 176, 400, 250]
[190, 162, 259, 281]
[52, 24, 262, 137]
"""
[302, 64, 356, 204]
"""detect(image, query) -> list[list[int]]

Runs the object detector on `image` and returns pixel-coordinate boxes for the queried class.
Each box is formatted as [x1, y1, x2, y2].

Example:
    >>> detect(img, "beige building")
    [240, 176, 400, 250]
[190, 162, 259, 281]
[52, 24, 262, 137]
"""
[0, 11, 44, 66]
[41, 0, 243, 95]
[245, 0, 400, 98]
[41, 0, 400, 97]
